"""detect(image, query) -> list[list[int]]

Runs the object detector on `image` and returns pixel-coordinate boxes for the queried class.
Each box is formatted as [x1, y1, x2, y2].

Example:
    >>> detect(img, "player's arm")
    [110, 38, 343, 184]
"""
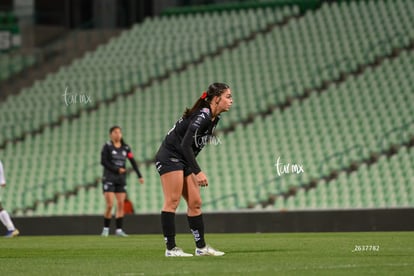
[100, 144, 120, 174]
[181, 111, 210, 186]
[126, 150, 144, 182]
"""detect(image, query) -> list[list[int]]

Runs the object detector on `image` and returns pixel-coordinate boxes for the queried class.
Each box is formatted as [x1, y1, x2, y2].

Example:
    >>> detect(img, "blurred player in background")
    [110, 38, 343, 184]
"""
[100, 126, 144, 237]
[0, 160, 19, 237]
[155, 83, 232, 257]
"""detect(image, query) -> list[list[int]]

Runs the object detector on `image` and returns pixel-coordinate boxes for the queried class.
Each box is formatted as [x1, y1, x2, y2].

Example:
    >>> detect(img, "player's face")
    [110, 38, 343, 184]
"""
[217, 89, 233, 113]
[110, 128, 122, 143]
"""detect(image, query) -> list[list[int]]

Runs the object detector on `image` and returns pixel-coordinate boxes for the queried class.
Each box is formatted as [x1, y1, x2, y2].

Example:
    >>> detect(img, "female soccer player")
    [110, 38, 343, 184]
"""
[0, 160, 19, 237]
[100, 126, 144, 237]
[155, 83, 232, 257]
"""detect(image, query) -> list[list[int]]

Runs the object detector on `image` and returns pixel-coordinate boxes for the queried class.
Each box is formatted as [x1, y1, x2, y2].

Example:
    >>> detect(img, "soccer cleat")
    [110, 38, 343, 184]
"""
[115, 230, 128, 237]
[5, 229, 19, 238]
[165, 247, 193, 257]
[101, 228, 109, 237]
[195, 245, 225, 256]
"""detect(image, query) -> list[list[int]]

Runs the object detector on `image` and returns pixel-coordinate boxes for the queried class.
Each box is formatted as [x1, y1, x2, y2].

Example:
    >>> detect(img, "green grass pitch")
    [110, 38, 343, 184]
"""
[0, 232, 413, 275]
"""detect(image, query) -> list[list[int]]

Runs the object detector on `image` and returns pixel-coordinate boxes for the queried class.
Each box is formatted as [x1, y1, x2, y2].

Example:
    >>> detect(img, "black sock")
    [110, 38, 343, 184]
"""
[104, 218, 111, 228]
[188, 214, 206, 249]
[161, 211, 176, 250]
[116, 217, 123, 229]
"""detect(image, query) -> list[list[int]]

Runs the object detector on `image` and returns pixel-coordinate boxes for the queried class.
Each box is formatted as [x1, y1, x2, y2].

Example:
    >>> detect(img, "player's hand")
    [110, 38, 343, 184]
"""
[138, 177, 144, 184]
[0, 183, 5, 188]
[119, 168, 126, 174]
[194, 172, 208, 187]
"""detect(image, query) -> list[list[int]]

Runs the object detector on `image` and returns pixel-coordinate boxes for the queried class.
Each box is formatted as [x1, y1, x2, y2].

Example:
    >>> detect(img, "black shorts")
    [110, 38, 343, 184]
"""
[155, 147, 192, 177]
[102, 177, 126, 193]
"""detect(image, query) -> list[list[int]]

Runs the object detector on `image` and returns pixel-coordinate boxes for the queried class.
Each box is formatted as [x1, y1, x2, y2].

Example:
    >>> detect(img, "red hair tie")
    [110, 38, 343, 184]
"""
[200, 91, 208, 99]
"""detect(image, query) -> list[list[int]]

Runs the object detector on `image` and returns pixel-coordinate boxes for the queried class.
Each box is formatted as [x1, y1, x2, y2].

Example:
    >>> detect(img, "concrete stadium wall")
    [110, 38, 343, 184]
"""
[3, 208, 414, 236]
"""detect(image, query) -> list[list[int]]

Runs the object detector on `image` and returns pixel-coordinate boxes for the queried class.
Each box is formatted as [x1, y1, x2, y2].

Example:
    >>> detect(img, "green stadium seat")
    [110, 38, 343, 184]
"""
[2, 0, 414, 216]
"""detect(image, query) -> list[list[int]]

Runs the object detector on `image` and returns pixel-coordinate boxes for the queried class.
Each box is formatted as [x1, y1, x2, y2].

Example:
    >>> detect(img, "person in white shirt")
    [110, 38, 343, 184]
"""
[0, 160, 19, 237]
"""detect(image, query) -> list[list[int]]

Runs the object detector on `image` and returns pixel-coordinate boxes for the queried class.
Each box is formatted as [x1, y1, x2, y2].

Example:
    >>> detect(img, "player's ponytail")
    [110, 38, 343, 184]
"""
[183, 82, 230, 119]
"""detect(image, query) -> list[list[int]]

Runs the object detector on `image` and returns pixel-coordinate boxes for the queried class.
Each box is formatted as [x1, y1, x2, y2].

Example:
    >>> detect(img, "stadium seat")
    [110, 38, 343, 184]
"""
[2, 0, 414, 215]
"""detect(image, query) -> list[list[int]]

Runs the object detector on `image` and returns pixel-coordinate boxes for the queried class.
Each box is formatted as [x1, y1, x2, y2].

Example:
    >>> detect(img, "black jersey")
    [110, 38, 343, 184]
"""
[101, 141, 142, 179]
[158, 106, 220, 174]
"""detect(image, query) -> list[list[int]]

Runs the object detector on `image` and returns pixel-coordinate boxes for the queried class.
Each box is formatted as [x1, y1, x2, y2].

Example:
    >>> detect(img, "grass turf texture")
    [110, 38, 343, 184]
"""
[0, 232, 413, 275]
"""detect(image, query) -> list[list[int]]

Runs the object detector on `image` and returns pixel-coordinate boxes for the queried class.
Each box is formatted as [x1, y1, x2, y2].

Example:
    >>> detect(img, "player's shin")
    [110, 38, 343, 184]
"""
[188, 214, 206, 249]
[161, 211, 176, 250]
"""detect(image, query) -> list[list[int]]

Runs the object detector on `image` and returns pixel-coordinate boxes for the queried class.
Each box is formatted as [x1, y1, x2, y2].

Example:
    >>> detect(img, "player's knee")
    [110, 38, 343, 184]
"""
[106, 202, 114, 210]
[165, 197, 180, 210]
[188, 197, 202, 210]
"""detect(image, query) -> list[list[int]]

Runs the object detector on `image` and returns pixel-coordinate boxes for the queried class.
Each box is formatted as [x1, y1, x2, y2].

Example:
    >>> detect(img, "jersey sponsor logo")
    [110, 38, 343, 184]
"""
[112, 150, 117, 155]
[169, 158, 179, 163]
[193, 117, 203, 128]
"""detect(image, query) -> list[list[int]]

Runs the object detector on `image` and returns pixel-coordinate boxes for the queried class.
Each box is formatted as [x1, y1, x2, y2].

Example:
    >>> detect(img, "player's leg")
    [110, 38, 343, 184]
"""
[183, 173, 204, 246]
[183, 174, 224, 256]
[102, 191, 115, 236]
[161, 170, 192, 256]
[114, 191, 127, 237]
[0, 203, 19, 237]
